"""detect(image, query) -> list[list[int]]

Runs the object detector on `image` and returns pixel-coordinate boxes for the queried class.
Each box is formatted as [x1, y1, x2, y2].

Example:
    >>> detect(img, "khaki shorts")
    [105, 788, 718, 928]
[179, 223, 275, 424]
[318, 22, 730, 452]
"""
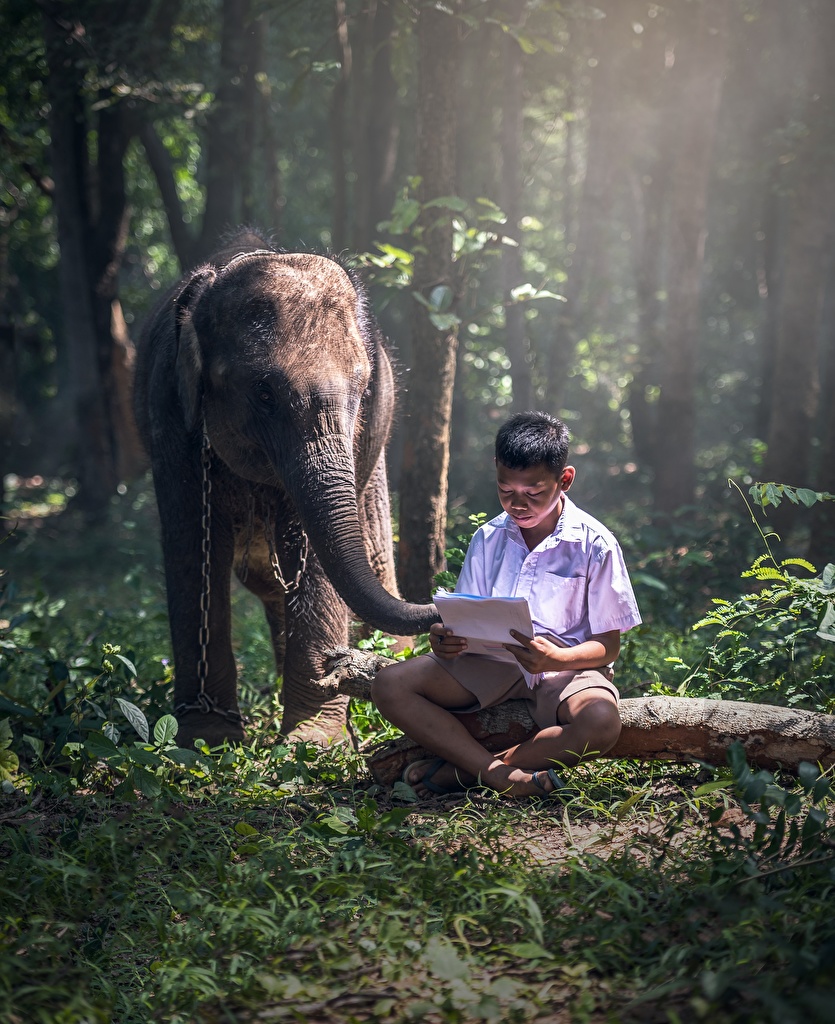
[426, 652, 618, 730]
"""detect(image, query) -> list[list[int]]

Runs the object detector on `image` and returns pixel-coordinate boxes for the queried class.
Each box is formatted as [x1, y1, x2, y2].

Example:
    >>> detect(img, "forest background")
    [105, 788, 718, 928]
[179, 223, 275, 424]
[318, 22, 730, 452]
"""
[2, 0, 835, 577]
[2, 2, 835, 1022]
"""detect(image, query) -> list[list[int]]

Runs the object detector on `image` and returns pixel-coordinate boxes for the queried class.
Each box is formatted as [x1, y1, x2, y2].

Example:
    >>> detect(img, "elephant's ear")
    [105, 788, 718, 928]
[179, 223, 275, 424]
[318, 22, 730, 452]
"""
[174, 267, 216, 432]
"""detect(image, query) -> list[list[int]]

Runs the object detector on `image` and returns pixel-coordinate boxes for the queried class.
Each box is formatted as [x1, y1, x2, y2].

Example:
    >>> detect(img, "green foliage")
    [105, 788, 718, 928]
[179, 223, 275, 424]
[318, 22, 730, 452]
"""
[652, 483, 835, 710]
[3, 485, 835, 1023]
[749, 482, 835, 511]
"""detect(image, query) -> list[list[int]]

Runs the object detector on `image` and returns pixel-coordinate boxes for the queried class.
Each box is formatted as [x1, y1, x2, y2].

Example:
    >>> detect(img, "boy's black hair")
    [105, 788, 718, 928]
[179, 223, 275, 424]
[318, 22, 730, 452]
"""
[495, 411, 570, 476]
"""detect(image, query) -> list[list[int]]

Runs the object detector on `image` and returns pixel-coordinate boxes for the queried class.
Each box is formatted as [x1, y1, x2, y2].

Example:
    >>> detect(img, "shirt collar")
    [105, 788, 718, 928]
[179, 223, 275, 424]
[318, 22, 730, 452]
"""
[500, 494, 585, 548]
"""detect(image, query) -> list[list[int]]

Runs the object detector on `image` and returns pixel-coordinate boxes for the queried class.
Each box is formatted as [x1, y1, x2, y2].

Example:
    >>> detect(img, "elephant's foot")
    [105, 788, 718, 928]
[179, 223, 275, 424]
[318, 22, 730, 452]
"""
[279, 692, 351, 745]
[175, 709, 247, 749]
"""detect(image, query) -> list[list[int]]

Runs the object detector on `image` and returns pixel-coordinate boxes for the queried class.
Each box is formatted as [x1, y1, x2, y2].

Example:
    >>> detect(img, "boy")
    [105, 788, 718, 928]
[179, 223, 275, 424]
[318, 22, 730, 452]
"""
[371, 411, 642, 798]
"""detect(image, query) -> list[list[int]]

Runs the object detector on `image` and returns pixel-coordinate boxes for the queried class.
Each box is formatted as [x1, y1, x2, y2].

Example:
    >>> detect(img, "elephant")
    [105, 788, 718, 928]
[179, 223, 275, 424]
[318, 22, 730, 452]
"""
[133, 228, 439, 746]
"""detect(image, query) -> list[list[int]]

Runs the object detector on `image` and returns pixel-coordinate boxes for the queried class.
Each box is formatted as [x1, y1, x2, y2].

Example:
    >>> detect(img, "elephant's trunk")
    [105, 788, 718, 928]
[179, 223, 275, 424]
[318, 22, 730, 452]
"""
[281, 436, 440, 636]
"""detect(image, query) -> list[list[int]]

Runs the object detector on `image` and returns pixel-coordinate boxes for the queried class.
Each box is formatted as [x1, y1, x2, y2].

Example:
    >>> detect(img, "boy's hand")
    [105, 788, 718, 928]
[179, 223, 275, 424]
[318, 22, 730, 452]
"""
[504, 628, 620, 673]
[430, 622, 467, 660]
[503, 631, 563, 673]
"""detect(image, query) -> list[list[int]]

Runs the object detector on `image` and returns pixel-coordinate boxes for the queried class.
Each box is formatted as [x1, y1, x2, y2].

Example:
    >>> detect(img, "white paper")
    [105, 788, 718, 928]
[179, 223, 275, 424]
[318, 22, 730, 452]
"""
[434, 591, 534, 663]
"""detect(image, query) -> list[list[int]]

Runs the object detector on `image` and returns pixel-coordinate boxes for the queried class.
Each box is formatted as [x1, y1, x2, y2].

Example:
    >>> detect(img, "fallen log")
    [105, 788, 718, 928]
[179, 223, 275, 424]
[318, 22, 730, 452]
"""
[321, 649, 835, 785]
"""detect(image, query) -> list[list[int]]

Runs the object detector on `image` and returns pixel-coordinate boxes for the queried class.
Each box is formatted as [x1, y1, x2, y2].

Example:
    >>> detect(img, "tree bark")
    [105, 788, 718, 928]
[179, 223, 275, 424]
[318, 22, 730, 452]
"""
[43, 10, 118, 513]
[199, 0, 254, 253]
[652, 0, 726, 513]
[319, 649, 835, 782]
[761, 2, 835, 538]
[353, 0, 399, 253]
[329, 0, 352, 252]
[396, 3, 461, 603]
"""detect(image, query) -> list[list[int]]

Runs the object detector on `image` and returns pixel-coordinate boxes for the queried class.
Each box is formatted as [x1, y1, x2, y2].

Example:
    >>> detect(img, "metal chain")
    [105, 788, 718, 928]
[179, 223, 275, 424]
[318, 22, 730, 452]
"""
[262, 496, 309, 594]
[174, 423, 245, 726]
[196, 423, 212, 701]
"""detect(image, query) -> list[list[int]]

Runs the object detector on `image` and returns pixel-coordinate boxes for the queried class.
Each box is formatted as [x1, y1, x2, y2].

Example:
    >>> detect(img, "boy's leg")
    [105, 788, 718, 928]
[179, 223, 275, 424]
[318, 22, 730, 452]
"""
[496, 687, 621, 772]
[371, 658, 567, 797]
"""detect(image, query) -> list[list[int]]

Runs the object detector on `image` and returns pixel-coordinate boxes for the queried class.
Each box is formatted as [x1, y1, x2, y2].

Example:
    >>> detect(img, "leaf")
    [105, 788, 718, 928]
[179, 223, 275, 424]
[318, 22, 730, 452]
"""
[428, 284, 454, 311]
[234, 821, 260, 837]
[127, 746, 163, 768]
[429, 312, 460, 332]
[0, 718, 11, 748]
[693, 780, 731, 797]
[817, 602, 835, 643]
[103, 721, 121, 744]
[134, 766, 162, 799]
[377, 807, 413, 831]
[115, 697, 149, 742]
[153, 714, 178, 747]
[163, 746, 201, 768]
[115, 654, 137, 676]
[423, 936, 469, 980]
[780, 558, 816, 574]
[423, 194, 469, 212]
[509, 282, 566, 302]
[505, 941, 554, 960]
[391, 780, 418, 803]
[23, 734, 44, 760]
[84, 731, 122, 760]
[796, 488, 818, 507]
[765, 483, 782, 508]
[0, 747, 19, 782]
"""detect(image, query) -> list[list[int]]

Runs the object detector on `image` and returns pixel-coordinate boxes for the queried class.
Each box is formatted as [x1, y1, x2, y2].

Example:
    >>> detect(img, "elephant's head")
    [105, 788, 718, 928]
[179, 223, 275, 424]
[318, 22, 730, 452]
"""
[173, 249, 439, 636]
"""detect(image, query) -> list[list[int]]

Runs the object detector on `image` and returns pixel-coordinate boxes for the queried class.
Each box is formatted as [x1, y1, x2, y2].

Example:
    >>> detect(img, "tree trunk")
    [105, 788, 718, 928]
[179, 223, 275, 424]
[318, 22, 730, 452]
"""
[501, 1, 533, 413]
[353, 0, 399, 253]
[43, 10, 118, 513]
[546, 0, 634, 410]
[199, 0, 254, 253]
[256, 14, 283, 239]
[761, 2, 835, 538]
[317, 650, 835, 781]
[397, 3, 461, 603]
[652, 0, 726, 513]
[329, 0, 352, 252]
[0, 209, 16, 510]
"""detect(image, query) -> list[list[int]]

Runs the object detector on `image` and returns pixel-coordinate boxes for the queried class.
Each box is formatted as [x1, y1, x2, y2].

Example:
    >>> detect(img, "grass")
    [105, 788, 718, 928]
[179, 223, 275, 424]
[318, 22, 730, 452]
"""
[2, 477, 835, 1023]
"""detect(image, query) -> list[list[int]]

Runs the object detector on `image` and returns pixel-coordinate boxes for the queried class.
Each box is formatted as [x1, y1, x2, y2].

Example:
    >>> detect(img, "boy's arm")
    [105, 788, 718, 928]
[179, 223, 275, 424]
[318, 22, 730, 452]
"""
[503, 629, 620, 674]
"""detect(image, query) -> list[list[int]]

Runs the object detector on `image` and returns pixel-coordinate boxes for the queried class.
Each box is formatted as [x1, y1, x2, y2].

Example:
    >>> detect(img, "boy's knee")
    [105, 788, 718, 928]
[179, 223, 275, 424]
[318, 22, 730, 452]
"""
[370, 663, 396, 710]
[570, 697, 622, 754]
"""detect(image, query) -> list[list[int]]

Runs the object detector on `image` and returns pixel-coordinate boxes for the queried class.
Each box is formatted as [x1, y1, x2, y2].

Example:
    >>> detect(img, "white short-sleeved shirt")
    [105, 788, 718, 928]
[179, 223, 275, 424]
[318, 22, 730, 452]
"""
[454, 495, 642, 647]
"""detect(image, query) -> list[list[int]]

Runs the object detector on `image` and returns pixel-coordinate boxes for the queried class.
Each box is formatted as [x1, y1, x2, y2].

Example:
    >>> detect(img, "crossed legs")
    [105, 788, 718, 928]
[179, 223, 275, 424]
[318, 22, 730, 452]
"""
[371, 656, 621, 798]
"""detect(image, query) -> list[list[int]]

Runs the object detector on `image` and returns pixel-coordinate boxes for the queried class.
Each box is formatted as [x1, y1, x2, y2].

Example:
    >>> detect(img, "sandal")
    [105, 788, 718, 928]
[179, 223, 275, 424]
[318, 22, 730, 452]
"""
[402, 757, 463, 796]
[531, 768, 565, 795]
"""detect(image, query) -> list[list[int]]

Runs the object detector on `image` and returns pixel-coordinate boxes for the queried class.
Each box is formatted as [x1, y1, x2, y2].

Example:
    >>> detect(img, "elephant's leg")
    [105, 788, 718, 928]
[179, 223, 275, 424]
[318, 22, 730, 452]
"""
[152, 457, 243, 747]
[234, 525, 286, 687]
[280, 554, 351, 740]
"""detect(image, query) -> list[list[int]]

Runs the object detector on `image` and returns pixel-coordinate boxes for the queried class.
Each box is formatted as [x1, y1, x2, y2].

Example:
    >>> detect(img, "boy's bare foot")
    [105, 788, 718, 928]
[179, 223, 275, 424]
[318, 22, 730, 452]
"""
[480, 762, 564, 798]
[403, 758, 470, 797]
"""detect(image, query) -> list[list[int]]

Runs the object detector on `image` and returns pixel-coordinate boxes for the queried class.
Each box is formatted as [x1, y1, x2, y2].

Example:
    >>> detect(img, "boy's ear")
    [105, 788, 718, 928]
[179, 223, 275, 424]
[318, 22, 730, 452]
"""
[561, 466, 576, 490]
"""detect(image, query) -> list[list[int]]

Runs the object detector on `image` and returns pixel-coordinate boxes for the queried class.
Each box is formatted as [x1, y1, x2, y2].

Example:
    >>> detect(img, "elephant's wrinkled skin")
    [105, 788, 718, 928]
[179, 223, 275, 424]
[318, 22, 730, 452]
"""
[134, 229, 439, 745]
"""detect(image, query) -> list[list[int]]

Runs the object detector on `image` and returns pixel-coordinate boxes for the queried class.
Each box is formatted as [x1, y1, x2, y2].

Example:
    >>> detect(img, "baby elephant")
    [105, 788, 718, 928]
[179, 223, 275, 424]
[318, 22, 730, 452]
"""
[133, 228, 438, 746]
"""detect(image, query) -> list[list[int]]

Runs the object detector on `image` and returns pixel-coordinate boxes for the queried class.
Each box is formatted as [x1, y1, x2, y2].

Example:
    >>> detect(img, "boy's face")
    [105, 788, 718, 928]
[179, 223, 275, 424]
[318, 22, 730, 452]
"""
[496, 461, 575, 539]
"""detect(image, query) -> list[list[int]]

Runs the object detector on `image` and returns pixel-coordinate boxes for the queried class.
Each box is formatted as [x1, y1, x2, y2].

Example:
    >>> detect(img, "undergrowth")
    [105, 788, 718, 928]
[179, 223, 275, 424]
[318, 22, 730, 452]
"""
[1, 477, 834, 1023]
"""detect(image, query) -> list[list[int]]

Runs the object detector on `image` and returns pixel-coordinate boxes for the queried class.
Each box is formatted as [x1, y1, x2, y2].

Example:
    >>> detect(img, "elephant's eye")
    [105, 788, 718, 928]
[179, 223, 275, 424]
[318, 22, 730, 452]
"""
[254, 384, 275, 406]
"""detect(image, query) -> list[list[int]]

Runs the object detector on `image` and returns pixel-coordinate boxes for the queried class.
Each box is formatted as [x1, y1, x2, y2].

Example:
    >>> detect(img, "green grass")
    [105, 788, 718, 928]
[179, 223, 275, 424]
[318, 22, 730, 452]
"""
[2, 479, 835, 1023]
